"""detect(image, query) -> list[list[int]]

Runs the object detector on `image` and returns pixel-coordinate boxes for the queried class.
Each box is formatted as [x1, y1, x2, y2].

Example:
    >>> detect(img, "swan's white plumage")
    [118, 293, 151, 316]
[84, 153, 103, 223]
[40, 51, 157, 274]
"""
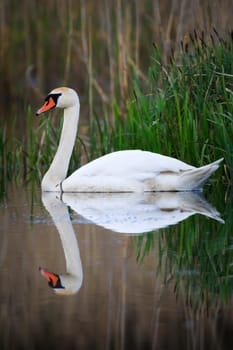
[36, 87, 223, 193]
[62, 150, 195, 192]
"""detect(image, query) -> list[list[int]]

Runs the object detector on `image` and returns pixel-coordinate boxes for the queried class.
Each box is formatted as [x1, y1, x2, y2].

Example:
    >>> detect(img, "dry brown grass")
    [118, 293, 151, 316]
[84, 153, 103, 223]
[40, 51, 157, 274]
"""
[1, 0, 233, 121]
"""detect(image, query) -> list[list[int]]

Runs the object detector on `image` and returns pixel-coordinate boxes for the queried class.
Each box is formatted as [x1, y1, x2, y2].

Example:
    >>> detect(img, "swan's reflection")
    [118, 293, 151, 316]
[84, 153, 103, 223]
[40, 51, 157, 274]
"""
[40, 193, 83, 296]
[63, 192, 224, 234]
[40, 192, 223, 295]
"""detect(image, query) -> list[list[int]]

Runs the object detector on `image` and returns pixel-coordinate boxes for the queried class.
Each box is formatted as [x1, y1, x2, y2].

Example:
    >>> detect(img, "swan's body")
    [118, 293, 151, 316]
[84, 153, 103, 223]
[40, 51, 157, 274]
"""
[36, 87, 223, 192]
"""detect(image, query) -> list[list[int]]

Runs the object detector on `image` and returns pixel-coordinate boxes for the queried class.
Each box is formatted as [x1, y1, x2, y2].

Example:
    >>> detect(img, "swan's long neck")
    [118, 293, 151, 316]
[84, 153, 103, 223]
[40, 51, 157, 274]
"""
[42, 102, 80, 191]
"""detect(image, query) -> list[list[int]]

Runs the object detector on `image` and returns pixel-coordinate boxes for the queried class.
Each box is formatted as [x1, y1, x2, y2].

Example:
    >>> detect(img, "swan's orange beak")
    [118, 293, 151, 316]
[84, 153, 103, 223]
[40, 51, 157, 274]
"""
[36, 97, 56, 115]
[39, 267, 59, 287]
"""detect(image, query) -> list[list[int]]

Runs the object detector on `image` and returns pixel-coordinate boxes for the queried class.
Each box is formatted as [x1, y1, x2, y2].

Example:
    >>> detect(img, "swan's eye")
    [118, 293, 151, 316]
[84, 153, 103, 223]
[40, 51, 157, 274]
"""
[49, 93, 62, 104]
[44, 93, 61, 104]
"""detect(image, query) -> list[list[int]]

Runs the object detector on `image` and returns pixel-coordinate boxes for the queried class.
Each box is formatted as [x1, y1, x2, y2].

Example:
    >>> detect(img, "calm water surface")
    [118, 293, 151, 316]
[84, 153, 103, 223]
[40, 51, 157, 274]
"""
[1, 184, 233, 350]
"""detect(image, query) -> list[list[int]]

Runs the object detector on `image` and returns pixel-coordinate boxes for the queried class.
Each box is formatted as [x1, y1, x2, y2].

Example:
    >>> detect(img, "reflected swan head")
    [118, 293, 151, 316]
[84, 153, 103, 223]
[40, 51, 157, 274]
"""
[39, 267, 82, 296]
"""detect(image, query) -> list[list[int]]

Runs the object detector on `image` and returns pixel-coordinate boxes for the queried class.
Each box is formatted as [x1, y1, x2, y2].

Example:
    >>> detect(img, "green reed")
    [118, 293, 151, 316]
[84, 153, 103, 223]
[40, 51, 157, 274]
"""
[0, 106, 87, 192]
[1, 34, 233, 189]
[90, 35, 233, 184]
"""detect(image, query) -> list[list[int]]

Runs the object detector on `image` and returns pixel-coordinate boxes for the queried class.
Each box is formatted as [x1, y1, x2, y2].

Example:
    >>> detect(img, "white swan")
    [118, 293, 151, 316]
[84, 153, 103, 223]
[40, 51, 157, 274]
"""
[39, 192, 83, 295]
[36, 87, 223, 192]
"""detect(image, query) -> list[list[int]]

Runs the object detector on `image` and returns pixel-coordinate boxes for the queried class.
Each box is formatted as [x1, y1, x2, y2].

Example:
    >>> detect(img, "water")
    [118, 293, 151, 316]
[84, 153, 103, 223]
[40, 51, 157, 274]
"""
[0, 184, 233, 349]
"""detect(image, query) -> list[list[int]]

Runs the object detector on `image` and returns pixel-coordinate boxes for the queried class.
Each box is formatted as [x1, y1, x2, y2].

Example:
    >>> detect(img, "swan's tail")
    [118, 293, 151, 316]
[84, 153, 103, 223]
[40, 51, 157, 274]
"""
[179, 158, 223, 190]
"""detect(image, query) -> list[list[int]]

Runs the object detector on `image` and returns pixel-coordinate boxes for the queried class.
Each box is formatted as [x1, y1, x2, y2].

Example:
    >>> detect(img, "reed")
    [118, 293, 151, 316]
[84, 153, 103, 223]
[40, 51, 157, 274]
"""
[2, 1, 233, 118]
[89, 33, 233, 184]
[1, 31, 233, 189]
[0, 106, 90, 191]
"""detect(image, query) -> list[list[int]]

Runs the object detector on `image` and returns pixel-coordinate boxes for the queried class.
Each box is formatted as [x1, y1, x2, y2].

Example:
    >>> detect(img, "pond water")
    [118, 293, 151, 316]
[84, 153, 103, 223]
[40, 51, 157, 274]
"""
[1, 184, 233, 349]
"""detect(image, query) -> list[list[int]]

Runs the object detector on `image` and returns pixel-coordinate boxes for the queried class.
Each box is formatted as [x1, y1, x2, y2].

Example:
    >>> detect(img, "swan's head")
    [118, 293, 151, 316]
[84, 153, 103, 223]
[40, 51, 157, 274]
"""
[36, 87, 79, 115]
[39, 267, 82, 296]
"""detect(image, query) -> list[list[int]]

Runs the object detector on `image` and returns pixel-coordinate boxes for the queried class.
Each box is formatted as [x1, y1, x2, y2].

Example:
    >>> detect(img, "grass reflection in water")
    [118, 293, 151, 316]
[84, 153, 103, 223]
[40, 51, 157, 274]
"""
[135, 187, 232, 316]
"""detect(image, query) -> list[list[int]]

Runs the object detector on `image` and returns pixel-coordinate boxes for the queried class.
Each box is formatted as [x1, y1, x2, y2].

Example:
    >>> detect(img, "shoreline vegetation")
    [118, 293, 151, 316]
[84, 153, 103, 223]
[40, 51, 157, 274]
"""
[1, 1, 233, 188]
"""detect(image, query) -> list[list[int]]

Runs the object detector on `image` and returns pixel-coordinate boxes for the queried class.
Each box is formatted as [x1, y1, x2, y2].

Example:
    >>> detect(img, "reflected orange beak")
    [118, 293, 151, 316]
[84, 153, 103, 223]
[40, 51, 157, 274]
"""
[39, 267, 59, 287]
[36, 97, 56, 115]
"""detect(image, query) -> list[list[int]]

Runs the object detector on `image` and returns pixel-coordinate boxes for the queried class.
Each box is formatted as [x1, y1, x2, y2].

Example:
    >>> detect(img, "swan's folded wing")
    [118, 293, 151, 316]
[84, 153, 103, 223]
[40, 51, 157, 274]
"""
[70, 150, 195, 177]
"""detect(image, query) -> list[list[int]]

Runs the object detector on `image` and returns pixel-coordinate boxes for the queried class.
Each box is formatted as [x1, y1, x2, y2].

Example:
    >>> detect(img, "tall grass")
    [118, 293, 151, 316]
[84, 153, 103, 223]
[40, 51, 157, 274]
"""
[1, 33, 233, 189]
[0, 108, 86, 191]
[90, 34, 233, 183]
[2, 1, 233, 122]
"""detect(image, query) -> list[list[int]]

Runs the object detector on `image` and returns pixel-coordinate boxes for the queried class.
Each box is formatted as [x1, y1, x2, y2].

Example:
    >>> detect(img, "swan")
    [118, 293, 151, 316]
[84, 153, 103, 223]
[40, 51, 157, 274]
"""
[36, 87, 223, 192]
[39, 192, 83, 295]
